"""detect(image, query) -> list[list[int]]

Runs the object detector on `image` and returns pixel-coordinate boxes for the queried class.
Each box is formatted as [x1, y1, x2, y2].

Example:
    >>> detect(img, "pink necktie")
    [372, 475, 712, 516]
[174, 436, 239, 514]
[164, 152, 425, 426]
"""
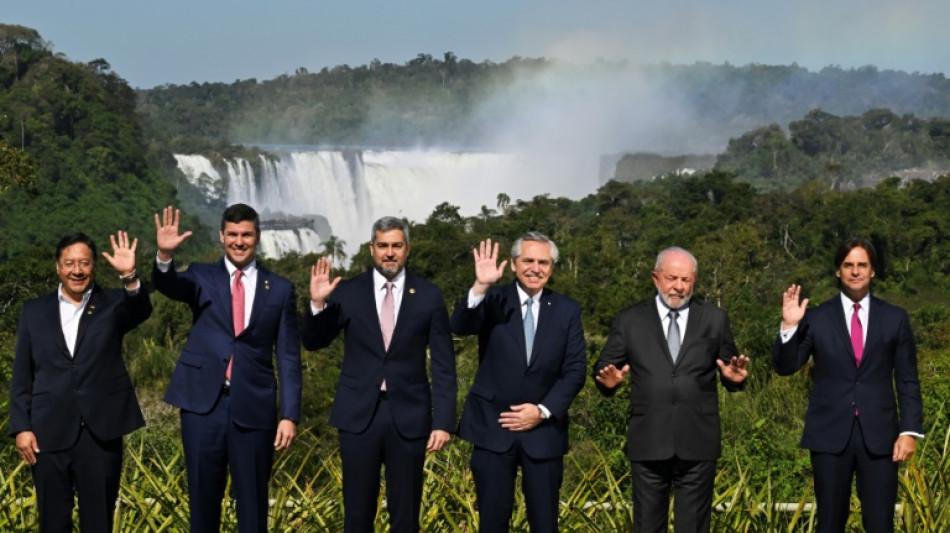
[227, 270, 245, 380]
[851, 303, 863, 367]
[381, 282, 394, 350]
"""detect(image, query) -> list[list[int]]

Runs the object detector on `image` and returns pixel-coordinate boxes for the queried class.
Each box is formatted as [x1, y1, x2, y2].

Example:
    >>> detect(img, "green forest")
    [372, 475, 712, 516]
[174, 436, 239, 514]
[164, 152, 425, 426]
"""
[2, 24, 950, 531]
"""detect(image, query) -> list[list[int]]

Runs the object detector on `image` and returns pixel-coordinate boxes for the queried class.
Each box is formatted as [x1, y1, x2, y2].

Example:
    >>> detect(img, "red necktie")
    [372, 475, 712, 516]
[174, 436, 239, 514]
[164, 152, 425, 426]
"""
[227, 270, 245, 380]
[381, 282, 394, 350]
[851, 303, 863, 367]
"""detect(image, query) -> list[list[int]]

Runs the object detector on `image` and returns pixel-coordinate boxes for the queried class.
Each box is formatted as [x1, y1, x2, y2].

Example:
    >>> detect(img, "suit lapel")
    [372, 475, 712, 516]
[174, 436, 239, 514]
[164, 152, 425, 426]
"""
[529, 288, 554, 368]
[863, 296, 886, 366]
[389, 271, 417, 354]
[46, 292, 72, 359]
[245, 264, 272, 333]
[506, 283, 529, 367]
[832, 296, 859, 366]
[675, 300, 703, 366]
[72, 286, 103, 359]
[360, 271, 388, 356]
[215, 259, 237, 335]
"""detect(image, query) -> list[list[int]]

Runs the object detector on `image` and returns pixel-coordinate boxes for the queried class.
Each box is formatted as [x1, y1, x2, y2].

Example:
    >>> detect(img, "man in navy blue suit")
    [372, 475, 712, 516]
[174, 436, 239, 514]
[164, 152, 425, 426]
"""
[303, 216, 456, 533]
[450, 233, 587, 533]
[10, 231, 151, 533]
[153, 204, 301, 533]
[774, 237, 923, 533]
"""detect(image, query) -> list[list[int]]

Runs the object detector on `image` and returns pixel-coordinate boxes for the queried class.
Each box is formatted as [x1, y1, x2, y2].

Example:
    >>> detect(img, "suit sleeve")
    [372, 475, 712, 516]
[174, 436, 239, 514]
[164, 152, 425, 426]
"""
[717, 312, 744, 392]
[301, 299, 344, 351]
[151, 260, 197, 303]
[428, 290, 457, 432]
[772, 315, 813, 376]
[449, 293, 486, 335]
[540, 304, 587, 419]
[8, 309, 35, 436]
[592, 313, 629, 397]
[277, 285, 303, 422]
[117, 284, 153, 333]
[894, 309, 924, 434]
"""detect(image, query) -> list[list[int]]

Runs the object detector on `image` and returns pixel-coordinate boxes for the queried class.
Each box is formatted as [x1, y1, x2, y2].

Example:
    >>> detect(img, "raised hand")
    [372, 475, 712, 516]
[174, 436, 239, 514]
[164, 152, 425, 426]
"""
[781, 284, 809, 329]
[309, 257, 342, 309]
[472, 238, 507, 296]
[717, 355, 751, 384]
[154, 206, 193, 261]
[595, 364, 630, 389]
[101, 230, 138, 276]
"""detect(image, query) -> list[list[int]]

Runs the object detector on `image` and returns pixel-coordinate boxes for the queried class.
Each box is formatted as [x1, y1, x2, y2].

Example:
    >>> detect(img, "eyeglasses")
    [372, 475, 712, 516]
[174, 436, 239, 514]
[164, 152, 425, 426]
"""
[60, 260, 94, 271]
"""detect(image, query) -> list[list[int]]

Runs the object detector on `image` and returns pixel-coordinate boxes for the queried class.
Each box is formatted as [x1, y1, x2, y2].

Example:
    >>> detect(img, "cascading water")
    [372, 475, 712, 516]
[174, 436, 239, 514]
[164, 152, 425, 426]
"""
[174, 149, 597, 259]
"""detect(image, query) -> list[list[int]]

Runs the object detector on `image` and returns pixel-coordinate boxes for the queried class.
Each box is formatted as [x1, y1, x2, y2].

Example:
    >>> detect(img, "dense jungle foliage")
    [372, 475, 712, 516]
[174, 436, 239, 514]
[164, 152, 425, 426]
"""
[137, 50, 950, 151]
[3, 24, 950, 531]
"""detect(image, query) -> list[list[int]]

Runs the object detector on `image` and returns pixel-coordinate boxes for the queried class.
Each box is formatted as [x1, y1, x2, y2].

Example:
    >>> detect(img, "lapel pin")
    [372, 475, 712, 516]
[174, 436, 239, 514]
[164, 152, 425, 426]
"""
[409, 288, 416, 294]
[264, 279, 271, 290]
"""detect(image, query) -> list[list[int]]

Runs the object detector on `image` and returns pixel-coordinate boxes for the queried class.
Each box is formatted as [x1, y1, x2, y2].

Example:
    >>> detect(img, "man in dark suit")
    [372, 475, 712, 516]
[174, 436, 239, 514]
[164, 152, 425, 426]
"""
[153, 204, 301, 533]
[593, 246, 749, 533]
[10, 231, 151, 532]
[451, 234, 587, 533]
[774, 237, 923, 533]
[302, 216, 456, 533]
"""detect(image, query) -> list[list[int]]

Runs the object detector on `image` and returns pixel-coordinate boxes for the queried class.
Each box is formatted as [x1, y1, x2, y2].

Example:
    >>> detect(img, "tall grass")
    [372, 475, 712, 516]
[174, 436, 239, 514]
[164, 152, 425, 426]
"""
[0, 414, 947, 531]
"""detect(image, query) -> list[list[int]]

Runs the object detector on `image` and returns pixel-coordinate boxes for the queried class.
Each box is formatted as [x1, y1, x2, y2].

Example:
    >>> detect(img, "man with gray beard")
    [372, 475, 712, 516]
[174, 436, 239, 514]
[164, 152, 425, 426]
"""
[593, 246, 749, 533]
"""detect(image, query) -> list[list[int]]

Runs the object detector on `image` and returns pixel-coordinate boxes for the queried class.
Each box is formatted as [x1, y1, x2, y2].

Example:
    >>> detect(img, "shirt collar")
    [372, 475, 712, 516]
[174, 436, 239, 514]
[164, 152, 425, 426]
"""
[58, 283, 94, 307]
[374, 268, 406, 291]
[840, 292, 871, 310]
[225, 258, 257, 278]
[655, 294, 690, 317]
[516, 284, 539, 305]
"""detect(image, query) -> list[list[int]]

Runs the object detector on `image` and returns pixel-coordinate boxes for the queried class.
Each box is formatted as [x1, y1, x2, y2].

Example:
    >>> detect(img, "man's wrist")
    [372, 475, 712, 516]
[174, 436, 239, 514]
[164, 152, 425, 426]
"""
[537, 404, 550, 420]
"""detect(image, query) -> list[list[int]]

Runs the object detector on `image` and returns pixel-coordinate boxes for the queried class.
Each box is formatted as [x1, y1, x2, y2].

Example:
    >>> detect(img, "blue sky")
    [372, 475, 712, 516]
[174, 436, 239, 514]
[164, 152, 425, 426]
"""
[6, 0, 949, 89]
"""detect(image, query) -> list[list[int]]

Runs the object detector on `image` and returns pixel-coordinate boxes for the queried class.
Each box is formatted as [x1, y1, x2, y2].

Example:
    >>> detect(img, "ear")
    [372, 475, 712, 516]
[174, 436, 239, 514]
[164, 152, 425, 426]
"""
[219, 230, 225, 245]
[870, 268, 876, 278]
[510, 259, 517, 272]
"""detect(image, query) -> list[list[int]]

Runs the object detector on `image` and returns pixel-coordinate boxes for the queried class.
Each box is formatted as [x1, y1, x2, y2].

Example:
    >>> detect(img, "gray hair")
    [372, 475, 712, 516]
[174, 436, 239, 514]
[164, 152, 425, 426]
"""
[511, 232, 559, 262]
[371, 216, 410, 243]
[654, 246, 698, 275]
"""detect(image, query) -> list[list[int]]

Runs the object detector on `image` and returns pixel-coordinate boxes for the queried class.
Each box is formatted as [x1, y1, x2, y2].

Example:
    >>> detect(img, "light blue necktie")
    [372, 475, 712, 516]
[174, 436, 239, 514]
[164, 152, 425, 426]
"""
[667, 310, 681, 362]
[524, 297, 535, 364]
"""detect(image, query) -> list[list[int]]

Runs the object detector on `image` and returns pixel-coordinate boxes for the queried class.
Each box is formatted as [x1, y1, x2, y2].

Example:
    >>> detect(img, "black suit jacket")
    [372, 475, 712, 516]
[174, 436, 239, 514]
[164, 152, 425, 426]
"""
[302, 269, 456, 439]
[451, 283, 587, 460]
[773, 294, 923, 455]
[594, 297, 741, 462]
[9, 285, 152, 451]
[154, 259, 302, 429]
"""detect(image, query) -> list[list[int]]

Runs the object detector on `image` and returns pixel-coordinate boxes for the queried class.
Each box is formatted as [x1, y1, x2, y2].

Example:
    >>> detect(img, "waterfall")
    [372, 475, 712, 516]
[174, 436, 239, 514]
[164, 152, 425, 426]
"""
[174, 149, 597, 258]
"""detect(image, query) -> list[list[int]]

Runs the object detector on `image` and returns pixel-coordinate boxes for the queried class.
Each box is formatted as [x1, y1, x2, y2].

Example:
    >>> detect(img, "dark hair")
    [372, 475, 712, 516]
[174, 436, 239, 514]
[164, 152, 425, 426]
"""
[56, 232, 97, 262]
[221, 203, 260, 234]
[371, 216, 410, 243]
[834, 237, 878, 271]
